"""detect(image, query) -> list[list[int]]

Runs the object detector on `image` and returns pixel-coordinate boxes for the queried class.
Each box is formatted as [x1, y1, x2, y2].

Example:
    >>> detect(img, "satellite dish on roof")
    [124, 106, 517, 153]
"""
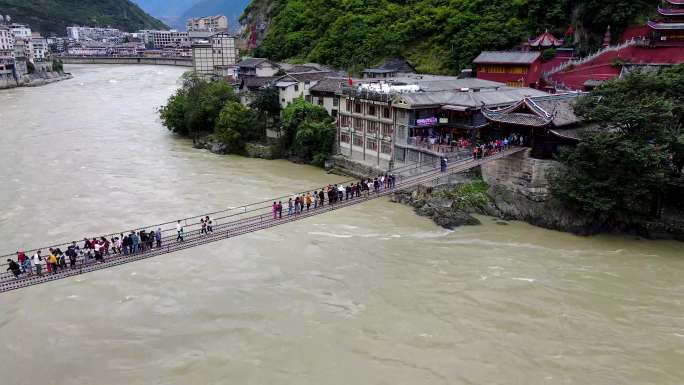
[5, 15, 11, 23]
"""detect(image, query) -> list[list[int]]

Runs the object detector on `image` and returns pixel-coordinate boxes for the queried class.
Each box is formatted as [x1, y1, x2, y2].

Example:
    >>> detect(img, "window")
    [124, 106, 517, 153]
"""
[354, 103, 362, 113]
[366, 139, 378, 152]
[367, 121, 378, 135]
[332, 110, 338, 118]
[381, 123, 393, 138]
[318, 98, 324, 106]
[381, 141, 391, 154]
[346, 99, 352, 111]
[368, 105, 376, 116]
[340, 115, 351, 127]
[353, 117, 364, 132]
[383, 107, 391, 119]
[294, 84, 299, 92]
[340, 132, 351, 143]
[353, 134, 364, 147]
[333, 98, 339, 107]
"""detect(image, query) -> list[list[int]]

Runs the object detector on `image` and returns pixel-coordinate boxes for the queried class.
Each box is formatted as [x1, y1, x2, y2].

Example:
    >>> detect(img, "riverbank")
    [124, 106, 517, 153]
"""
[392, 150, 684, 241]
[0, 72, 73, 90]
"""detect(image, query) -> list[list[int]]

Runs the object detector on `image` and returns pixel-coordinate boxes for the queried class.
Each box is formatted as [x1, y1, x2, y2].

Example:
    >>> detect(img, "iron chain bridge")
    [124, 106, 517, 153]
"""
[0, 148, 525, 293]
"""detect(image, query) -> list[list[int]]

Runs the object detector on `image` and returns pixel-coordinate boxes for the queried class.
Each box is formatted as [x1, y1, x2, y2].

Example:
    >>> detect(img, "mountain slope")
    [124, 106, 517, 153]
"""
[0, 0, 167, 35]
[245, 0, 654, 75]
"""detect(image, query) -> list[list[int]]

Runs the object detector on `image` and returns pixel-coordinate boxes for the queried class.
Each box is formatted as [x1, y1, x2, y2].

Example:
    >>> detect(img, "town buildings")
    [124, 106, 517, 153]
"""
[0, 19, 14, 82]
[648, 0, 684, 44]
[30, 32, 48, 61]
[9, 23, 31, 39]
[473, 51, 543, 88]
[191, 32, 238, 78]
[187, 15, 229, 33]
[336, 75, 549, 169]
[66, 26, 124, 42]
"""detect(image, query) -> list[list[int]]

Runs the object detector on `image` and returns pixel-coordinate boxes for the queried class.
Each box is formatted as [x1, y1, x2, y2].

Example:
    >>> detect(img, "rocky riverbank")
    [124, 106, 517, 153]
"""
[0, 72, 73, 90]
[392, 150, 684, 240]
[192, 135, 281, 160]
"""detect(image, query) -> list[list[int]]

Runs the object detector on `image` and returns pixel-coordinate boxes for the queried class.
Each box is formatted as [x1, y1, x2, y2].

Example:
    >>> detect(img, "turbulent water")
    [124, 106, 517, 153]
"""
[0, 65, 683, 385]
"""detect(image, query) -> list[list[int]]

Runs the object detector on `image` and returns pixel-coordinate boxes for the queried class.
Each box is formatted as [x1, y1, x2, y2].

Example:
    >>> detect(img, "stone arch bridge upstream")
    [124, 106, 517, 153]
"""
[0, 148, 524, 293]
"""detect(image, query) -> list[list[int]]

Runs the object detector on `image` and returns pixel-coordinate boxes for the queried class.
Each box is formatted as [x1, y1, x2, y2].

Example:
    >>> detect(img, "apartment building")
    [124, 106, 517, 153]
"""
[66, 26, 124, 42]
[186, 15, 229, 32]
[192, 32, 238, 78]
[275, 71, 335, 109]
[336, 75, 548, 169]
[31, 33, 48, 61]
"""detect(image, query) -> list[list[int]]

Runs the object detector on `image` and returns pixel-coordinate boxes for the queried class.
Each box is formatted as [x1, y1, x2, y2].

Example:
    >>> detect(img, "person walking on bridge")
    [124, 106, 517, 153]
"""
[155, 228, 162, 248]
[32, 251, 43, 276]
[272, 202, 278, 219]
[176, 221, 184, 242]
[7, 259, 21, 278]
[277, 201, 283, 218]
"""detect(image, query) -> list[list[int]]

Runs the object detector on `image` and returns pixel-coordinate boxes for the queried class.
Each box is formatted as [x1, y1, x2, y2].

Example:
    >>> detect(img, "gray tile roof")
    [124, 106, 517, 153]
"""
[309, 77, 348, 93]
[482, 92, 585, 128]
[364, 58, 416, 73]
[238, 57, 273, 68]
[287, 71, 337, 82]
[394, 87, 548, 109]
[473, 51, 542, 65]
[241, 76, 279, 89]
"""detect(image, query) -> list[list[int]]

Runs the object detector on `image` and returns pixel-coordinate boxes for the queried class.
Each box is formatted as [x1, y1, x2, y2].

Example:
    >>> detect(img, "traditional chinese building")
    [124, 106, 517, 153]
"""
[481, 93, 585, 159]
[473, 51, 543, 88]
[649, 0, 684, 45]
[528, 30, 564, 50]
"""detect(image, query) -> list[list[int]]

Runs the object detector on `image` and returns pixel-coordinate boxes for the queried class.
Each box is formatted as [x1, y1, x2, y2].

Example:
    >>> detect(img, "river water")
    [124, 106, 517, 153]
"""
[0, 65, 682, 385]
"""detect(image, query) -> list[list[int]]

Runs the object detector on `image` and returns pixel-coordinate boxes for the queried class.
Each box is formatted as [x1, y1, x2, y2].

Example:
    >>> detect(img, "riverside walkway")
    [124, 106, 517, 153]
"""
[0, 148, 525, 293]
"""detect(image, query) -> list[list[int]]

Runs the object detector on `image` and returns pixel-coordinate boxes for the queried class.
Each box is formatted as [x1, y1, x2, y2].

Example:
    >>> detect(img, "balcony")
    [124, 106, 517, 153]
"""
[406, 137, 472, 157]
[341, 87, 393, 103]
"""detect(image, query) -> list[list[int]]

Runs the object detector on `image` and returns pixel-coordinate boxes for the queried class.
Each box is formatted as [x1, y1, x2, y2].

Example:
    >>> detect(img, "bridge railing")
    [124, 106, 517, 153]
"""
[0, 156, 436, 263]
[0, 147, 526, 288]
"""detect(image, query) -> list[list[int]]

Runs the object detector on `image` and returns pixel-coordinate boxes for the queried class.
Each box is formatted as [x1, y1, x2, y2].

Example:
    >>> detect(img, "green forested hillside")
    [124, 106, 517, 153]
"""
[248, 0, 654, 74]
[0, 0, 167, 35]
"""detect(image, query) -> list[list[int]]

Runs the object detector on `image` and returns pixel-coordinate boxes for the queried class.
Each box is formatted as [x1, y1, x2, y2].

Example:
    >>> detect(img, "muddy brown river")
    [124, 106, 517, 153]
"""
[0, 64, 682, 385]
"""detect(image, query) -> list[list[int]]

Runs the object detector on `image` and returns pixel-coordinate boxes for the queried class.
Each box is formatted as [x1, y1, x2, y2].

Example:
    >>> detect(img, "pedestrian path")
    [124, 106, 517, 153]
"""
[0, 148, 526, 293]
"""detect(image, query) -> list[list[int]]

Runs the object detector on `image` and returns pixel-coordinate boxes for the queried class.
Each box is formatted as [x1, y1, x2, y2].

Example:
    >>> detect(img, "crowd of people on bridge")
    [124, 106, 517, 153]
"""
[272, 174, 398, 219]
[4, 140, 521, 282]
[473, 134, 525, 159]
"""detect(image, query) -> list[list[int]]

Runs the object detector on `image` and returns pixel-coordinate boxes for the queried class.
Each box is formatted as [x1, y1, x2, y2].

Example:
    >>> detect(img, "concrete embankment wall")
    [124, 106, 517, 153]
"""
[60, 57, 193, 67]
[0, 70, 18, 89]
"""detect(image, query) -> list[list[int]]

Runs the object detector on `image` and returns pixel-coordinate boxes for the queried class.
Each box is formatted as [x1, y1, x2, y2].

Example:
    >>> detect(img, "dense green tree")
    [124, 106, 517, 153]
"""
[280, 97, 331, 149]
[249, 86, 281, 139]
[551, 131, 669, 226]
[214, 101, 257, 154]
[159, 75, 238, 138]
[249, 0, 653, 74]
[551, 65, 684, 227]
[293, 120, 336, 166]
[159, 88, 189, 135]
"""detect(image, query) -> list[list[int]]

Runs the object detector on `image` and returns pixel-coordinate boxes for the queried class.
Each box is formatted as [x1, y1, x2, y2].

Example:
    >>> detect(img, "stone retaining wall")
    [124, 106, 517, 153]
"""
[480, 149, 557, 202]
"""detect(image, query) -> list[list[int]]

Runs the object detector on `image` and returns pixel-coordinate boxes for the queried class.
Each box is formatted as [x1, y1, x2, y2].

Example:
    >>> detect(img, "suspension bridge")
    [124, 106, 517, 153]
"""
[0, 148, 525, 293]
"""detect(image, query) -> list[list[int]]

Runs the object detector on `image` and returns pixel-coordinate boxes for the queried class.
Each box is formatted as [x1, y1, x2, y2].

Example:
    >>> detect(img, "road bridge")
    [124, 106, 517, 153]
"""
[59, 56, 193, 67]
[0, 148, 525, 293]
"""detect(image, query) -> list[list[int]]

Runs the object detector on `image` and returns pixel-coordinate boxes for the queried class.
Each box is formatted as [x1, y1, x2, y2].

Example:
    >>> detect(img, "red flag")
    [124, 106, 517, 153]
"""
[348, 75, 353, 86]
[565, 25, 574, 37]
